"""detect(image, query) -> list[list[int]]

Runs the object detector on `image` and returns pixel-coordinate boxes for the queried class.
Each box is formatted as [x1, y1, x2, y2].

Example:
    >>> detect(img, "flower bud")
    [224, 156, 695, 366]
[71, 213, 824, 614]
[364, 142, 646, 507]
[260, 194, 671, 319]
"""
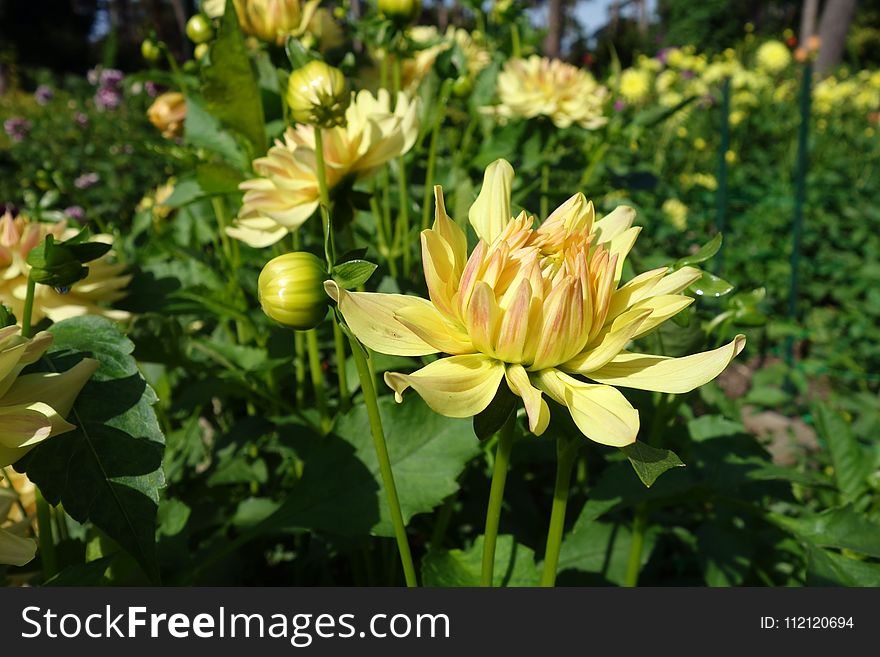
[377, 0, 421, 24]
[194, 43, 210, 60]
[186, 14, 214, 44]
[258, 252, 328, 329]
[147, 91, 187, 138]
[234, 0, 317, 45]
[286, 60, 350, 127]
[141, 39, 161, 63]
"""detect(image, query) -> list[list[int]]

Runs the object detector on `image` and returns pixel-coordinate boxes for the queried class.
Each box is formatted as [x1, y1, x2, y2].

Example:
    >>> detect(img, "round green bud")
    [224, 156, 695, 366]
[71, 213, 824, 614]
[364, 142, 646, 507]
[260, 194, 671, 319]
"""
[194, 43, 210, 60]
[452, 75, 473, 98]
[377, 0, 421, 24]
[258, 252, 329, 330]
[186, 14, 214, 44]
[141, 39, 161, 63]
[286, 60, 350, 128]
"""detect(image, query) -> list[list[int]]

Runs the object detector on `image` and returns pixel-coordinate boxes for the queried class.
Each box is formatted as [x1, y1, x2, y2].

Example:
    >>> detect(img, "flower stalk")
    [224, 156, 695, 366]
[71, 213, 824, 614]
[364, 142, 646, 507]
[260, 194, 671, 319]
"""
[540, 435, 578, 587]
[480, 415, 516, 587]
[21, 275, 36, 338]
[305, 329, 330, 433]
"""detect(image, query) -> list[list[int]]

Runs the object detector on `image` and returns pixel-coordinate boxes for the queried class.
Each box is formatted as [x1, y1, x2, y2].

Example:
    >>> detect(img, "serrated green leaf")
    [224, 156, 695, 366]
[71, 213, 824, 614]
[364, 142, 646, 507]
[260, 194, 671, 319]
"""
[332, 260, 378, 289]
[185, 97, 248, 168]
[422, 535, 539, 587]
[202, 0, 266, 155]
[15, 316, 165, 582]
[814, 403, 870, 502]
[620, 441, 685, 487]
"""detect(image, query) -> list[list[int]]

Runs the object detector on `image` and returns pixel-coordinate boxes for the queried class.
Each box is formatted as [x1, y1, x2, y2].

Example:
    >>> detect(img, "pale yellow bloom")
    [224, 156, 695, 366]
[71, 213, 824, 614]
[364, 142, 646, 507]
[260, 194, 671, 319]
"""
[328, 161, 745, 446]
[755, 40, 791, 74]
[230, 90, 419, 247]
[619, 68, 652, 103]
[147, 92, 186, 139]
[0, 213, 130, 323]
[491, 56, 609, 129]
[662, 199, 688, 231]
[232, 0, 319, 45]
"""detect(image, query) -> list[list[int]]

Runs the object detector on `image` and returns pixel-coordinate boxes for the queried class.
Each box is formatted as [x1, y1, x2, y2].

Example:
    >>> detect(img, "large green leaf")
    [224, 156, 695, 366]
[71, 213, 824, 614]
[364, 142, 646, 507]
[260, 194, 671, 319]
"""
[814, 403, 870, 503]
[333, 395, 482, 536]
[620, 441, 685, 487]
[773, 506, 880, 558]
[556, 518, 657, 586]
[422, 535, 539, 587]
[15, 316, 166, 582]
[805, 544, 880, 587]
[202, 0, 266, 156]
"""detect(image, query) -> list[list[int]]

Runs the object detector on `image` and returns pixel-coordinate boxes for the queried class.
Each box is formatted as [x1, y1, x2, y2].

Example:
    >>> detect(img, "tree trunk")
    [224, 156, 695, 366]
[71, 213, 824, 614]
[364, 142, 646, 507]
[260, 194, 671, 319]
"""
[815, 0, 858, 75]
[799, 0, 820, 43]
[543, 0, 565, 59]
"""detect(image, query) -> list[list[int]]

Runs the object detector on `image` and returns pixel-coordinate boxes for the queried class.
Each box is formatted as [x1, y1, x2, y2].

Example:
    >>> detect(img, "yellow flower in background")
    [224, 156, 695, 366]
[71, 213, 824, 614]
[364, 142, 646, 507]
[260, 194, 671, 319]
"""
[232, 0, 319, 45]
[725, 150, 738, 164]
[0, 325, 99, 467]
[492, 56, 609, 129]
[693, 137, 707, 150]
[0, 213, 130, 323]
[619, 68, 652, 103]
[147, 92, 187, 139]
[230, 89, 419, 247]
[755, 40, 791, 74]
[328, 160, 745, 446]
[305, 8, 345, 53]
[662, 198, 688, 231]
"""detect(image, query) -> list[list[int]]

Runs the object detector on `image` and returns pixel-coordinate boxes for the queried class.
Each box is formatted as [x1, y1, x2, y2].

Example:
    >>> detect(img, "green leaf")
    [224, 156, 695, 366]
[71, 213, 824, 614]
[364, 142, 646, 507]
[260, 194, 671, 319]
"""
[805, 544, 880, 587]
[332, 260, 378, 289]
[15, 316, 165, 582]
[161, 178, 205, 209]
[202, 0, 266, 155]
[690, 271, 735, 298]
[185, 98, 248, 168]
[773, 506, 880, 558]
[557, 520, 656, 585]
[333, 395, 481, 536]
[620, 441, 685, 487]
[43, 556, 116, 587]
[422, 535, 539, 587]
[472, 383, 517, 440]
[813, 403, 870, 502]
[196, 162, 246, 194]
[675, 234, 723, 268]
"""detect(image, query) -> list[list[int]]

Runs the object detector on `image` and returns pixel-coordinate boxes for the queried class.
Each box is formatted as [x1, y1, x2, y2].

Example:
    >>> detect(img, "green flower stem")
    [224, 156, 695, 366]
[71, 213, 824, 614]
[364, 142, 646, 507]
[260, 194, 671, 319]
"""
[370, 191, 398, 278]
[391, 58, 411, 274]
[540, 162, 550, 219]
[480, 416, 516, 587]
[211, 196, 235, 267]
[511, 23, 522, 58]
[35, 487, 58, 580]
[312, 128, 335, 269]
[305, 329, 330, 434]
[623, 503, 648, 587]
[21, 275, 36, 338]
[332, 316, 350, 412]
[540, 437, 579, 587]
[421, 81, 452, 232]
[347, 335, 418, 587]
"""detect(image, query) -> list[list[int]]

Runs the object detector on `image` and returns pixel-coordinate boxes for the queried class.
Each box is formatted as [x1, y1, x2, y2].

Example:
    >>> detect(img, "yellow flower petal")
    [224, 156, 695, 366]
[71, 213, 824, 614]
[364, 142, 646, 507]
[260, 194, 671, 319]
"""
[0, 527, 36, 567]
[3, 358, 100, 418]
[592, 206, 635, 244]
[628, 294, 695, 338]
[534, 370, 639, 446]
[607, 226, 641, 282]
[588, 334, 747, 393]
[393, 304, 473, 355]
[0, 402, 76, 467]
[468, 159, 513, 244]
[325, 281, 439, 356]
[562, 308, 651, 374]
[384, 355, 505, 418]
[606, 267, 668, 320]
[649, 266, 701, 297]
[504, 364, 550, 435]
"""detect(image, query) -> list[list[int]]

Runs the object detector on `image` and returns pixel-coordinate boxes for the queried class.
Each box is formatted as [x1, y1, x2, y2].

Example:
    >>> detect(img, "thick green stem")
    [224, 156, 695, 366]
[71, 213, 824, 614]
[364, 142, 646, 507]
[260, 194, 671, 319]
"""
[305, 329, 330, 433]
[480, 416, 516, 587]
[623, 503, 648, 587]
[36, 488, 57, 580]
[348, 336, 417, 587]
[21, 275, 36, 338]
[294, 330, 306, 406]
[332, 317, 349, 412]
[312, 128, 335, 269]
[540, 438, 578, 587]
[511, 23, 522, 58]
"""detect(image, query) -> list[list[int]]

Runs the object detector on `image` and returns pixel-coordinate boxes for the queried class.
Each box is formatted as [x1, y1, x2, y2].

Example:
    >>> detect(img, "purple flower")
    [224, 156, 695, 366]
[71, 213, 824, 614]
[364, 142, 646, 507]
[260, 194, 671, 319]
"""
[3, 117, 32, 142]
[95, 87, 122, 111]
[656, 48, 670, 65]
[681, 70, 695, 80]
[614, 99, 626, 112]
[64, 205, 86, 221]
[74, 172, 100, 189]
[34, 85, 54, 105]
[74, 112, 89, 128]
[100, 68, 124, 89]
[145, 81, 161, 97]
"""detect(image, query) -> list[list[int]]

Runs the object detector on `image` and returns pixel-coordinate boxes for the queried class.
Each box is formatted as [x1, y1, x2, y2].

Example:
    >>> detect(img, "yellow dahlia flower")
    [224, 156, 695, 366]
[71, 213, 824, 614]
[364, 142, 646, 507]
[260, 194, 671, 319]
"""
[230, 89, 419, 247]
[755, 40, 791, 74]
[492, 56, 609, 129]
[147, 92, 186, 139]
[232, 0, 319, 45]
[0, 213, 131, 323]
[618, 68, 652, 103]
[661, 198, 688, 231]
[328, 160, 745, 446]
